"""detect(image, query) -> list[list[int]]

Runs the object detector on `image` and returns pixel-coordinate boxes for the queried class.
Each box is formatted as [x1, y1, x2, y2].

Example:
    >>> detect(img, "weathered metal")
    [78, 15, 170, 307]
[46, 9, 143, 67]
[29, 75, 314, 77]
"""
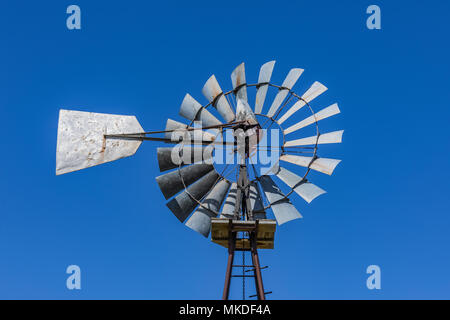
[55, 109, 144, 175]
[185, 179, 231, 237]
[275, 166, 326, 203]
[164, 118, 215, 142]
[258, 175, 302, 225]
[166, 170, 219, 222]
[249, 182, 266, 219]
[284, 103, 340, 135]
[220, 183, 238, 219]
[156, 146, 214, 172]
[266, 68, 304, 118]
[280, 154, 341, 176]
[254, 61, 275, 114]
[235, 99, 257, 123]
[156, 163, 214, 199]
[179, 94, 222, 130]
[278, 81, 328, 124]
[284, 130, 344, 147]
[231, 63, 248, 103]
[202, 75, 236, 123]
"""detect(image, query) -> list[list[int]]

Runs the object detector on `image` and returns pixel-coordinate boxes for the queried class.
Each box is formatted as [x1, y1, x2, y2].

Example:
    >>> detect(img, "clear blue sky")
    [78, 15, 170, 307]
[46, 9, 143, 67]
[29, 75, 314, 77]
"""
[1, 0, 449, 299]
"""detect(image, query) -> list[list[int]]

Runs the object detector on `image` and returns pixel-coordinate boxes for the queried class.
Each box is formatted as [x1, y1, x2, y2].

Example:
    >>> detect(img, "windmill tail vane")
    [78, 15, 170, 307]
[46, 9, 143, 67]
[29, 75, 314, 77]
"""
[55, 60, 343, 300]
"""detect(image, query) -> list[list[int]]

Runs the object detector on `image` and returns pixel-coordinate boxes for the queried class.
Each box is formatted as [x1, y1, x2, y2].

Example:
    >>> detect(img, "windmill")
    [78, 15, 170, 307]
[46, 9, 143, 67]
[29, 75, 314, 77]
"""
[56, 61, 343, 300]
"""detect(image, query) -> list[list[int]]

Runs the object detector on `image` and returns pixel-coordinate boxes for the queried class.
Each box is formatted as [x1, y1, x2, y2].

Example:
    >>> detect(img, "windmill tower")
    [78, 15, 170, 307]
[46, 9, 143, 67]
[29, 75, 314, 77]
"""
[56, 61, 343, 300]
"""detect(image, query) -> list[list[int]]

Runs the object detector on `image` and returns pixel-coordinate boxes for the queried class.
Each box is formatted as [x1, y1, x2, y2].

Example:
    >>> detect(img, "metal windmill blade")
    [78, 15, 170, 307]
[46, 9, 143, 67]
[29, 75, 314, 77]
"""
[284, 130, 344, 147]
[202, 75, 235, 123]
[185, 179, 231, 237]
[284, 103, 340, 135]
[165, 118, 216, 142]
[254, 61, 275, 114]
[231, 63, 248, 103]
[266, 68, 304, 118]
[179, 94, 223, 132]
[258, 175, 302, 225]
[249, 182, 266, 219]
[277, 81, 328, 124]
[156, 163, 214, 199]
[220, 182, 238, 219]
[157, 146, 214, 172]
[280, 154, 341, 176]
[273, 166, 326, 203]
[166, 170, 220, 223]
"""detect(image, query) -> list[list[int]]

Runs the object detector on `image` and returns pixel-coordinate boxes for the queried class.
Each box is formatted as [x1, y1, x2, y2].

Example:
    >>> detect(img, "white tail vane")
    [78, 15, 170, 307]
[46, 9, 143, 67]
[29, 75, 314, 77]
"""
[278, 81, 328, 124]
[280, 154, 341, 176]
[285, 103, 340, 135]
[254, 60, 275, 114]
[284, 130, 344, 147]
[231, 63, 248, 103]
[266, 68, 304, 118]
[56, 109, 144, 175]
[202, 75, 235, 123]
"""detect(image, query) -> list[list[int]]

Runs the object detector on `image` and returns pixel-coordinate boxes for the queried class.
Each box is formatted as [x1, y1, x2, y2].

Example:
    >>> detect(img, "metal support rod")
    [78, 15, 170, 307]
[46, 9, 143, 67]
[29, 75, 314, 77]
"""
[222, 225, 236, 300]
[250, 231, 266, 300]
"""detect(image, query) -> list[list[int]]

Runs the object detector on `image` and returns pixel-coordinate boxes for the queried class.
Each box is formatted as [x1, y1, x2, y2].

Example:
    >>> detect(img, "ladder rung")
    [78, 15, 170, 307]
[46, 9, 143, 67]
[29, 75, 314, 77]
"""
[232, 265, 254, 268]
[231, 275, 255, 278]
[245, 266, 268, 272]
[249, 291, 272, 298]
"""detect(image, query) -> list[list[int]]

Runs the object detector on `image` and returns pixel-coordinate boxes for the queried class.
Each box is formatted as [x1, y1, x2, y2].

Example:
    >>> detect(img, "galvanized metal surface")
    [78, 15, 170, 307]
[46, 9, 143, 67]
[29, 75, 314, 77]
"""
[156, 163, 214, 199]
[249, 182, 266, 219]
[266, 68, 304, 118]
[275, 166, 326, 203]
[258, 175, 302, 225]
[254, 61, 275, 114]
[231, 63, 248, 103]
[165, 118, 215, 142]
[179, 94, 222, 129]
[202, 75, 236, 123]
[284, 103, 340, 135]
[220, 182, 238, 219]
[280, 154, 341, 176]
[278, 81, 328, 124]
[284, 130, 344, 147]
[157, 146, 214, 172]
[185, 179, 231, 237]
[166, 170, 220, 222]
[55, 109, 144, 175]
[236, 99, 257, 123]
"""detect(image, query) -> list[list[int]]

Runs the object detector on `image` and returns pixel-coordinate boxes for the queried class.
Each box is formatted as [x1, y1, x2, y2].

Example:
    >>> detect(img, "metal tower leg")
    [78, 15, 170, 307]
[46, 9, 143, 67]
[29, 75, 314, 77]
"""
[222, 230, 236, 300]
[250, 232, 266, 300]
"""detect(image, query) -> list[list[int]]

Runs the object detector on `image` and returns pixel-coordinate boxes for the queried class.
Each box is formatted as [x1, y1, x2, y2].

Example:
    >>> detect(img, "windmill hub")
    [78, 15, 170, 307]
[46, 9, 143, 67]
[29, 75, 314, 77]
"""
[232, 122, 262, 159]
